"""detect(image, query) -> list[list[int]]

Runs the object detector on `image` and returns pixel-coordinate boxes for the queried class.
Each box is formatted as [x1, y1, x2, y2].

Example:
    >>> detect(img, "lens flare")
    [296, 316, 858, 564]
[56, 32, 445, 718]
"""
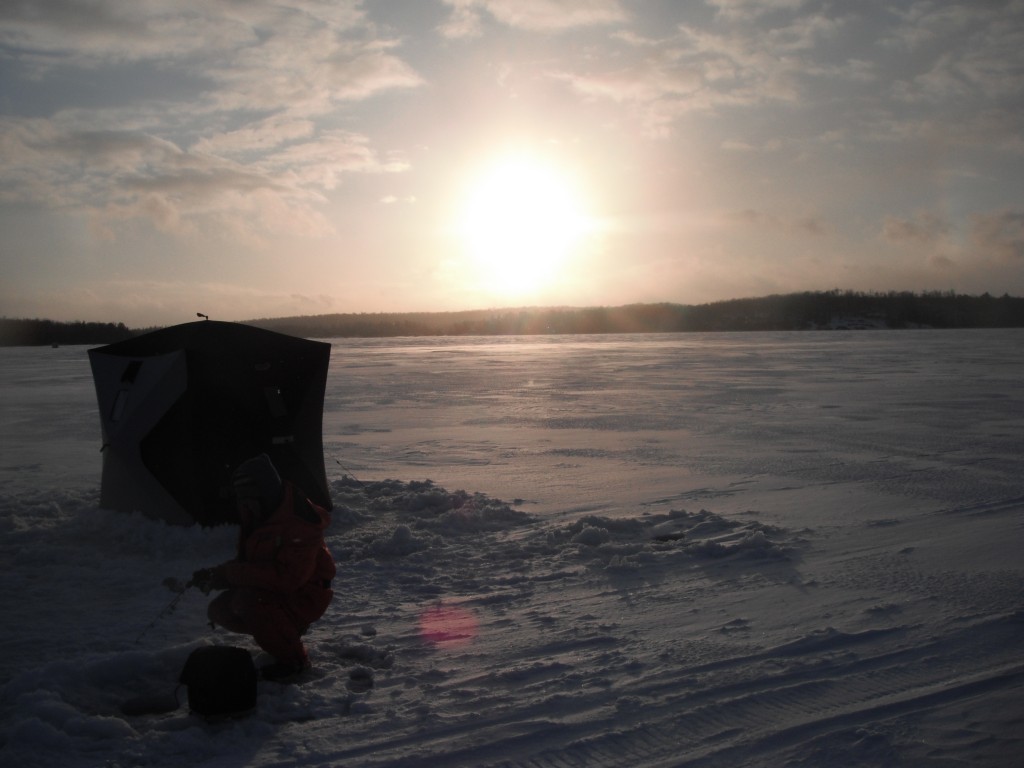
[419, 603, 479, 648]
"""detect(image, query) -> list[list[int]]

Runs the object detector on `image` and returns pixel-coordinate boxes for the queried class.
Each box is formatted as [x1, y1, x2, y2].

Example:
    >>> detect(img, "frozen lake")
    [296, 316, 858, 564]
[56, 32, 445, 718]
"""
[2, 328, 1023, 767]
[5, 329, 1021, 524]
[321, 329, 1024, 526]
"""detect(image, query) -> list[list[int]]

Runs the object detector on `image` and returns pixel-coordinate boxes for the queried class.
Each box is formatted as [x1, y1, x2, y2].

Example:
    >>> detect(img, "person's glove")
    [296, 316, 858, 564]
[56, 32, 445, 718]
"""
[191, 566, 230, 595]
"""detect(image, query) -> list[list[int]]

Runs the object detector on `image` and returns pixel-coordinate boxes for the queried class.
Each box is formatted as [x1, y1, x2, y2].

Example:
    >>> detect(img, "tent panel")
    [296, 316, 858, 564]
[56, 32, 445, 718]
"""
[88, 348, 192, 523]
[89, 321, 331, 526]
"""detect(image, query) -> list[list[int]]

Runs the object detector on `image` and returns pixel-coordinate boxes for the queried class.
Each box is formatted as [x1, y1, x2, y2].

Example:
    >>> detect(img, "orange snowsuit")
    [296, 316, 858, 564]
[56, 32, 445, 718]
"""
[208, 483, 335, 667]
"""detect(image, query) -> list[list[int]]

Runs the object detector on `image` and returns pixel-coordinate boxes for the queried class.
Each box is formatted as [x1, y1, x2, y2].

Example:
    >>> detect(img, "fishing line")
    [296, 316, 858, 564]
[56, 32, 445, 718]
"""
[333, 456, 367, 487]
[135, 580, 194, 645]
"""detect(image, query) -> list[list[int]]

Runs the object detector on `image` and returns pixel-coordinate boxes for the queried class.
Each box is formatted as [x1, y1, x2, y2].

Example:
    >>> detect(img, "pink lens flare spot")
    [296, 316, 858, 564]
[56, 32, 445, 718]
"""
[419, 603, 479, 648]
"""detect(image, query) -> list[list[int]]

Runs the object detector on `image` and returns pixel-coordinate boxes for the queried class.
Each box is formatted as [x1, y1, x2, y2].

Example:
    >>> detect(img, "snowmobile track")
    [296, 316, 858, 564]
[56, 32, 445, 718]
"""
[299, 612, 1024, 768]
[471, 613, 1024, 768]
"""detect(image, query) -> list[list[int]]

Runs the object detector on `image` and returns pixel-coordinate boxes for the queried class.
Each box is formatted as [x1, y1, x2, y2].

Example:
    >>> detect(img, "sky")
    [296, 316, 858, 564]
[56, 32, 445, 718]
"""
[1, 0, 1022, 327]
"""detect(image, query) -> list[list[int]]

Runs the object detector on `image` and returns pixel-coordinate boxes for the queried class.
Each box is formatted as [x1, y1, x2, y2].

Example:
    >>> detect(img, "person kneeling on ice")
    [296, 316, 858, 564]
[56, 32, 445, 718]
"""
[192, 453, 335, 682]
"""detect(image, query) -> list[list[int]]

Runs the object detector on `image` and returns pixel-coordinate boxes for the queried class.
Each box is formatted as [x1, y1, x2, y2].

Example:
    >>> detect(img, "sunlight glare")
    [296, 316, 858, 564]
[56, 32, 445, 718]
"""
[456, 154, 593, 297]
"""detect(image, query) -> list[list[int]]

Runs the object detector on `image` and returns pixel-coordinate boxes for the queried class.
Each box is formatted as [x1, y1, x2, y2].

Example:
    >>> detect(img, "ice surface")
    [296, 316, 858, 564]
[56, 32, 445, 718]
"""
[1, 330, 1023, 767]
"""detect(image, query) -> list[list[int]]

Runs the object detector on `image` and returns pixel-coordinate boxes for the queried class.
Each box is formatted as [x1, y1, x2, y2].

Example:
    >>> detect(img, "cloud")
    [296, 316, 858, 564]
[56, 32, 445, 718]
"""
[0, 0, 369, 67]
[551, 43, 712, 137]
[550, 6, 854, 138]
[882, 211, 951, 244]
[970, 209, 1024, 262]
[611, 30, 660, 47]
[878, 207, 1024, 285]
[0, 1, 421, 243]
[0, 116, 405, 241]
[707, 0, 809, 22]
[439, 0, 627, 38]
[0, 119, 187, 207]
[887, 3, 1024, 107]
[0, 0, 264, 69]
[732, 208, 828, 236]
[0, 3, 423, 129]
[201, 31, 423, 116]
[325, 40, 425, 100]
[438, 1, 486, 38]
[721, 140, 758, 152]
[265, 131, 410, 190]
[549, 0, 1022, 157]
[721, 138, 783, 152]
[554, 55, 703, 104]
[193, 117, 317, 157]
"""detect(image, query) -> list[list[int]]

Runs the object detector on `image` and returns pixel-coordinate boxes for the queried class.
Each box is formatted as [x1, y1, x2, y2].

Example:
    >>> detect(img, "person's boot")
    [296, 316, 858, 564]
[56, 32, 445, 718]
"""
[261, 656, 311, 683]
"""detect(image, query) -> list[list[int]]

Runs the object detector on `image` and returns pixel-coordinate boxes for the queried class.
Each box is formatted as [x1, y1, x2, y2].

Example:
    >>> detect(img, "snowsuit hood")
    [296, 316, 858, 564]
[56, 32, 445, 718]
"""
[231, 453, 283, 516]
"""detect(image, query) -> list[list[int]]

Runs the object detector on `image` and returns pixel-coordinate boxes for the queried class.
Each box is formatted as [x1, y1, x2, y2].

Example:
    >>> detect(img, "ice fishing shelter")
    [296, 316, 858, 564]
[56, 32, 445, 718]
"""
[88, 321, 332, 526]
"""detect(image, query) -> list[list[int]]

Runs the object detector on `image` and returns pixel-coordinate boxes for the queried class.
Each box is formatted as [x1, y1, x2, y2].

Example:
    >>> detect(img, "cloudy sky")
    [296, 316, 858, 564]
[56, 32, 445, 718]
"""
[1, 0, 1022, 326]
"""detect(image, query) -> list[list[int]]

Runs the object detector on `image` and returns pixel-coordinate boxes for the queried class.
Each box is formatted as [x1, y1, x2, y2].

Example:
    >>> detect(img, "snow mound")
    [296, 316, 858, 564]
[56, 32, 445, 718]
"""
[345, 477, 533, 531]
[546, 507, 800, 572]
[328, 477, 535, 562]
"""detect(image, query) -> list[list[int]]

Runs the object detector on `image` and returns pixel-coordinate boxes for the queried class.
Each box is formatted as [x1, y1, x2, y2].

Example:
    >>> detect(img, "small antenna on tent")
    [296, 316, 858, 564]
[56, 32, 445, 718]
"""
[197, 312, 209, 320]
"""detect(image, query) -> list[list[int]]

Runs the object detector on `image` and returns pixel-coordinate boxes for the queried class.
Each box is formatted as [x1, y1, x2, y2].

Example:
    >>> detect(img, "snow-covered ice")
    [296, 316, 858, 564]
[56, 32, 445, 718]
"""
[1, 329, 1023, 767]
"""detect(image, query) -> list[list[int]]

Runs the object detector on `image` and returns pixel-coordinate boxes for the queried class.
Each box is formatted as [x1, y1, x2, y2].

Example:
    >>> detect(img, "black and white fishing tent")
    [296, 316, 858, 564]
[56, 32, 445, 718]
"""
[88, 321, 332, 526]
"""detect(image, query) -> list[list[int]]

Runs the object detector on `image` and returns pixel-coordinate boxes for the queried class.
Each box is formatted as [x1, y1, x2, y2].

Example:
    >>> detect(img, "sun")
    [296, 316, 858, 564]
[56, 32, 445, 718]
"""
[455, 154, 593, 298]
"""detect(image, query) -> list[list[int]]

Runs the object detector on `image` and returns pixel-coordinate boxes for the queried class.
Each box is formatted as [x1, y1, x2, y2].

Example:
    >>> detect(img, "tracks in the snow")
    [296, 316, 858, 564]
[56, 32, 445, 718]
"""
[479, 612, 1024, 768]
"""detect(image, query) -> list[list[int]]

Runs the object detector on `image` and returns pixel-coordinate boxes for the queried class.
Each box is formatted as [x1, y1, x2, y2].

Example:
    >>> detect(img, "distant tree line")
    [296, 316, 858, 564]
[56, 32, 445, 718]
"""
[669, 290, 1024, 332]
[251, 291, 1024, 338]
[3, 291, 1024, 346]
[0, 318, 139, 347]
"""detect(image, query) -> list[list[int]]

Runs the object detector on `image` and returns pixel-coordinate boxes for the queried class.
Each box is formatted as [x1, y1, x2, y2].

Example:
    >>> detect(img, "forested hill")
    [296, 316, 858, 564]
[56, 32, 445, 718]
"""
[3, 291, 1024, 346]
[0, 319, 138, 347]
[249, 290, 1024, 338]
